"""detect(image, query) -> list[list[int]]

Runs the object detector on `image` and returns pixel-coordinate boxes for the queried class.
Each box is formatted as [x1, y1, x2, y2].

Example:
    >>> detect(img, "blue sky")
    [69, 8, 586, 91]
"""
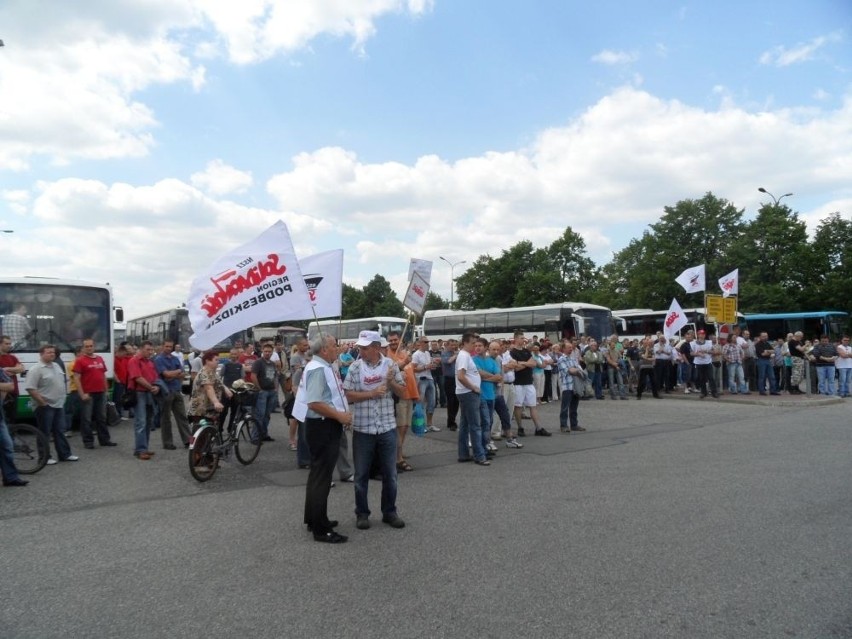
[0, 0, 850, 319]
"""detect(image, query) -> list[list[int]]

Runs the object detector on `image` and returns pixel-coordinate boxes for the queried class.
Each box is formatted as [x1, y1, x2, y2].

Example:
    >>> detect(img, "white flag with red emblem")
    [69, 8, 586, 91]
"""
[187, 220, 312, 350]
[300, 249, 343, 318]
[718, 268, 738, 298]
[663, 298, 689, 339]
[675, 264, 706, 293]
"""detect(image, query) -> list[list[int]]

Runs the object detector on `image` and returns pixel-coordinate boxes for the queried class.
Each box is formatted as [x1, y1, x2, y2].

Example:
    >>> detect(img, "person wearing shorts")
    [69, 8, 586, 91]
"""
[509, 331, 551, 437]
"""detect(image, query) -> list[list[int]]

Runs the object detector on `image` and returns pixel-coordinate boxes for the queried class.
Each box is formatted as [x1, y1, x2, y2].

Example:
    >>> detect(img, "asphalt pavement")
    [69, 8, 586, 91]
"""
[1, 392, 851, 639]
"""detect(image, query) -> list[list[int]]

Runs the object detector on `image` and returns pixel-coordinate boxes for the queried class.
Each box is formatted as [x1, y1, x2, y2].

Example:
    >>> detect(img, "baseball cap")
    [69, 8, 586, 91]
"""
[355, 330, 382, 347]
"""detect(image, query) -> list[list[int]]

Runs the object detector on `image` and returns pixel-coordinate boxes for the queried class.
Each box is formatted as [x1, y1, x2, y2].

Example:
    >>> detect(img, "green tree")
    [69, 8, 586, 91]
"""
[455, 228, 597, 309]
[423, 291, 449, 313]
[601, 192, 745, 310]
[361, 274, 405, 317]
[341, 283, 366, 319]
[806, 213, 852, 311]
[729, 203, 811, 311]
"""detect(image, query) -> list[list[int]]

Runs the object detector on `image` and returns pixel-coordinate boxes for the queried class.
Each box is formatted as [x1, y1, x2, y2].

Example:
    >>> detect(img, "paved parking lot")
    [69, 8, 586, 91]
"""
[2, 395, 851, 638]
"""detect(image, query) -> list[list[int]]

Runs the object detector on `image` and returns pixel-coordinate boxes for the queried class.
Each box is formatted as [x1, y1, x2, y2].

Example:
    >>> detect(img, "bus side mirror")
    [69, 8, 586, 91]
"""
[115, 307, 124, 322]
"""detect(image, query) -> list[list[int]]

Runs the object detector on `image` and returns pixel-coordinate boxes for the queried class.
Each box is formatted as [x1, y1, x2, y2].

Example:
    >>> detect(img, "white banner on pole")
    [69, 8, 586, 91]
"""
[663, 298, 689, 339]
[187, 220, 312, 350]
[408, 258, 433, 286]
[300, 249, 343, 319]
[404, 271, 430, 316]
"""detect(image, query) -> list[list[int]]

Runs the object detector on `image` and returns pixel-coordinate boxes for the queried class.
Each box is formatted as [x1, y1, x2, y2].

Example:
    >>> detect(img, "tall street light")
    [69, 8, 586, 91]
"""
[439, 256, 466, 309]
[758, 187, 794, 206]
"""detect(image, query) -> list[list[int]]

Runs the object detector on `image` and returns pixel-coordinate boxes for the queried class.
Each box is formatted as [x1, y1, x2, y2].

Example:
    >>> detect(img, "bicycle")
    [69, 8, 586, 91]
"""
[9, 422, 49, 474]
[188, 381, 262, 482]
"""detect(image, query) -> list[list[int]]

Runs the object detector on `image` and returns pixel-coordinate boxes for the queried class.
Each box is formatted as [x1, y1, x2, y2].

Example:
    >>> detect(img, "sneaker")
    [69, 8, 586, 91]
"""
[505, 438, 524, 448]
[534, 428, 552, 437]
[288, 441, 297, 451]
[426, 425, 441, 432]
[356, 514, 371, 530]
[491, 433, 502, 440]
[63, 455, 79, 461]
[46, 458, 57, 465]
[560, 427, 571, 433]
[684, 388, 690, 394]
[486, 441, 498, 452]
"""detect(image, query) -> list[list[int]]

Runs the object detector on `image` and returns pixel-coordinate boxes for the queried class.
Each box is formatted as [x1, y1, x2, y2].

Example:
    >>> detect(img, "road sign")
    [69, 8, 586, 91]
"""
[705, 294, 738, 324]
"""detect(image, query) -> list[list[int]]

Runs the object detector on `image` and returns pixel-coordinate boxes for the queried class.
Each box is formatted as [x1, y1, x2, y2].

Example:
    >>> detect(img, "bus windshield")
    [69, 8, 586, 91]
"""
[575, 308, 614, 342]
[0, 283, 112, 352]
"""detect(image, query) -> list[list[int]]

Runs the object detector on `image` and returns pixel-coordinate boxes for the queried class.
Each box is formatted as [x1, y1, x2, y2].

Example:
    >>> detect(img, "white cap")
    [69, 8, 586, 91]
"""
[355, 330, 382, 347]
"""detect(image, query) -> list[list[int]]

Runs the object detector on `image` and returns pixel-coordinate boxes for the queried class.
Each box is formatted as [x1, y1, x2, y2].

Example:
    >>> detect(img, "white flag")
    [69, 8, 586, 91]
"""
[408, 258, 433, 286]
[663, 298, 689, 339]
[187, 220, 312, 350]
[404, 271, 430, 316]
[675, 264, 706, 293]
[300, 249, 343, 318]
[718, 268, 738, 298]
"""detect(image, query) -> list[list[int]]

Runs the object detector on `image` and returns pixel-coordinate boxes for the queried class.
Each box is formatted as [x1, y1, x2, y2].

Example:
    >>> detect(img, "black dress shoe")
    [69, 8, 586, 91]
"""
[306, 520, 338, 532]
[314, 531, 348, 543]
[4, 478, 28, 487]
[163, 444, 177, 450]
[84, 443, 95, 449]
[100, 442, 118, 447]
[262, 436, 275, 442]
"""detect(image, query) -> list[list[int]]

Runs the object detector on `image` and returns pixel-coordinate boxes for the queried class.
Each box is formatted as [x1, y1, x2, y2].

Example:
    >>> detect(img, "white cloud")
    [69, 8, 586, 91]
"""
[759, 32, 842, 67]
[193, 0, 433, 63]
[591, 49, 638, 65]
[5, 86, 851, 314]
[0, 0, 432, 169]
[190, 159, 254, 195]
[265, 87, 852, 299]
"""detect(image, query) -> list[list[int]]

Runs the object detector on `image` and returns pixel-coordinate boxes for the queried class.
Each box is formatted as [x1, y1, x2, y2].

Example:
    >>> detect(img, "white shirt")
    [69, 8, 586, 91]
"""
[455, 349, 481, 395]
[412, 349, 433, 380]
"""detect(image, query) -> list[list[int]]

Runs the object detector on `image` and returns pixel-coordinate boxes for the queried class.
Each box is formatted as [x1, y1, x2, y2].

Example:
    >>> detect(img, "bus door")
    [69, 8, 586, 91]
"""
[544, 319, 560, 344]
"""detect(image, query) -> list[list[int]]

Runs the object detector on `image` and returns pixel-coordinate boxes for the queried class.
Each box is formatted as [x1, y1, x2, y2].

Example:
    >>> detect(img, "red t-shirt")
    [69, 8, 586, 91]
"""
[0, 353, 21, 394]
[126, 355, 159, 390]
[73, 354, 108, 393]
[239, 353, 258, 381]
[114, 354, 131, 385]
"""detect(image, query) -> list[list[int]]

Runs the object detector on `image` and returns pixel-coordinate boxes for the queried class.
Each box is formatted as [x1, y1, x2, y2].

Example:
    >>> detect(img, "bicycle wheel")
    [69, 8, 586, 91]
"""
[10, 423, 49, 475]
[234, 417, 261, 465]
[188, 426, 220, 482]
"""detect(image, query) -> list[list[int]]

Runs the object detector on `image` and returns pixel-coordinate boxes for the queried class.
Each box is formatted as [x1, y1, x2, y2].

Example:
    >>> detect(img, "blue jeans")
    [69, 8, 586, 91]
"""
[816, 366, 835, 395]
[607, 366, 626, 398]
[35, 405, 73, 460]
[590, 369, 603, 398]
[0, 417, 22, 483]
[757, 358, 778, 393]
[559, 389, 580, 429]
[352, 429, 398, 517]
[494, 394, 512, 433]
[837, 368, 852, 397]
[133, 391, 155, 454]
[457, 391, 485, 462]
[417, 378, 435, 415]
[255, 389, 277, 437]
[479, 398, 494, 445]
[727, 362, 748, 393]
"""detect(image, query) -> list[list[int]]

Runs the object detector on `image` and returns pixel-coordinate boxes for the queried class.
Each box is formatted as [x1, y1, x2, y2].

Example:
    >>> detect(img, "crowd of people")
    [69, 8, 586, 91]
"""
[3, 324, 848, 545]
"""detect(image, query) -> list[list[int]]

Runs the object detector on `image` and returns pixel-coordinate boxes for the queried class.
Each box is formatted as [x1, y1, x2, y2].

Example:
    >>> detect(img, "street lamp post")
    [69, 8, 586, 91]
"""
[758, 187, 794, 206]
[439, 256, 466, 309]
